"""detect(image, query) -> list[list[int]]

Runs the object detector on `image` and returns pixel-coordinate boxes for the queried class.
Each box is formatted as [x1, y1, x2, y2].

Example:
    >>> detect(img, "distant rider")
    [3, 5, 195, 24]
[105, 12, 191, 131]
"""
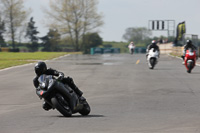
[33, 61, 83, 111]
[146, 40, 160, 58]
[181, 40, 197, 61]
[128, 41, 135, 54]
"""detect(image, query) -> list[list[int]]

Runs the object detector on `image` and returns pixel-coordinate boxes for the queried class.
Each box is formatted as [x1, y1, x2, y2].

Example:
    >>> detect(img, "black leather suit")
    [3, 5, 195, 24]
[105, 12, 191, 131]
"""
[33, 68, 83, 97]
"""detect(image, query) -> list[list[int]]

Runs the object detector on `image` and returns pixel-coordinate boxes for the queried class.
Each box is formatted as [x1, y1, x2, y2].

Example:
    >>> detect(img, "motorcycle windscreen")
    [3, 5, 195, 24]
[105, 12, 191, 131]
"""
[38, 74, 52, 89]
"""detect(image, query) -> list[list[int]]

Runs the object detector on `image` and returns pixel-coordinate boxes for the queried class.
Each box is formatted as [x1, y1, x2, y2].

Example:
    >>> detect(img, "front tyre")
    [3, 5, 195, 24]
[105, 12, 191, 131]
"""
[79, 101, 91, 116]
[187, 69, 191, 73]
[149, 58, 155, 69]
[131, 49, 134, 54]
[51, 94, 72, 117]
[187, 61, 193, 73]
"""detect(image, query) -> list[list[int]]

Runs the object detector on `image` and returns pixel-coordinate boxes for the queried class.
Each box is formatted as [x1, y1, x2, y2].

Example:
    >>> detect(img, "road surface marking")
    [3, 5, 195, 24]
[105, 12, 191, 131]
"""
[136, 60, 140, 64]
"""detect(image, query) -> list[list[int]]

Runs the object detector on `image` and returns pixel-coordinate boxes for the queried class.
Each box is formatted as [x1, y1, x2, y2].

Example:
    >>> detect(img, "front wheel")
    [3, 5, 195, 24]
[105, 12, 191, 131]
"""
[187, 69, 191, 73]
[51, 94, 72, 117]
[149, 58, 156, 69]
[187, 61, 194, 73]
[131, 49, 134, 54]
[79, 100, 91, 116]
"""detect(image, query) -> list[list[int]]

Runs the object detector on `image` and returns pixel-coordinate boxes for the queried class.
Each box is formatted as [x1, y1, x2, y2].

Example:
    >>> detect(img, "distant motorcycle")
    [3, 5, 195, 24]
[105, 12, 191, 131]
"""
[36, 74, 90, 117]
[130, 48, 134, 54]
[128, 45, 135, 54]
[184, 48, 196, 73]
[147, 48, 159, 69]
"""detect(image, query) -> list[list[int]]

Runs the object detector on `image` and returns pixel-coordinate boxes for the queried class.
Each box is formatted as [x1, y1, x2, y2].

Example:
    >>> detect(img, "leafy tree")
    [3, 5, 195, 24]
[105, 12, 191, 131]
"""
[25, 17, 39, 52]
[0, 16, 6, 47]
[82, 32, 102, 54]
[123, 27, 152, 44]
[41, 29, 61, 51]
[44, 0, 103, 51]
[0, 0, 31, 49]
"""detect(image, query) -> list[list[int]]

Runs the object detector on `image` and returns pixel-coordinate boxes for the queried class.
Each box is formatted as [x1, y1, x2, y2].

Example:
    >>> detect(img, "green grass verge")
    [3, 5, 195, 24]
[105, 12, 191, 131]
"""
[0, 52, 81, 69]
[0, 60, 34, 69]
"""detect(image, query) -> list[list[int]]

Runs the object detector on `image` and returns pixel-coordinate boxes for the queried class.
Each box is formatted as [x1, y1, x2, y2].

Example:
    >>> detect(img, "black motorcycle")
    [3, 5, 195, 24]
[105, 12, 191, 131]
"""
[36, 74, 90, 117]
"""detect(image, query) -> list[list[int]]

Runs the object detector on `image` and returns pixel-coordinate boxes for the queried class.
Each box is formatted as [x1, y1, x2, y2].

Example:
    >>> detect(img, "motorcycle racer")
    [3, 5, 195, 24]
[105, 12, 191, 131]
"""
[33, 61, 83, 111]
[146, 40, 160, 58]
[182, 40, 197, 60]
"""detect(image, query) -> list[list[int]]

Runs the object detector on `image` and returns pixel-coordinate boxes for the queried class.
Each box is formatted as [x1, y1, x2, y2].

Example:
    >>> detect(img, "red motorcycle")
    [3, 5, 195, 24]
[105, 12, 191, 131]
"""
[184, 48, 196, 73]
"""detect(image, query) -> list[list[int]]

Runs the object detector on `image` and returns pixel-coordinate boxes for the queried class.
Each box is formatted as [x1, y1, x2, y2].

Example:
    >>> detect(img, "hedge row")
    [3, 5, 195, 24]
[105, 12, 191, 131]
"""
[0, 48, 22, 52]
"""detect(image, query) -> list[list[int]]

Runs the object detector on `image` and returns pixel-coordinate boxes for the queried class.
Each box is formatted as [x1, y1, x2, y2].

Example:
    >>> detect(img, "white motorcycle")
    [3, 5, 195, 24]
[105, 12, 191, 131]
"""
[128, 45, 135, 54]
[147, 48, 159, 69]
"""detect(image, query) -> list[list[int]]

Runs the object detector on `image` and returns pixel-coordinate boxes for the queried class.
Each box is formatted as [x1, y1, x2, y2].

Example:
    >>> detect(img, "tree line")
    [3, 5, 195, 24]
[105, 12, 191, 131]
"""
[122, 27, 177, 47]
[1, 0, 193, 54]
[0, 0, 103, 53]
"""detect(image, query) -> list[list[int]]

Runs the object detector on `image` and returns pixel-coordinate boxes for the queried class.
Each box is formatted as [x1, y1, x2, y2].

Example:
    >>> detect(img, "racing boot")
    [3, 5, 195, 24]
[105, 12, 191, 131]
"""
[42, 102, 52, 111]
[63, 77, 83, 97]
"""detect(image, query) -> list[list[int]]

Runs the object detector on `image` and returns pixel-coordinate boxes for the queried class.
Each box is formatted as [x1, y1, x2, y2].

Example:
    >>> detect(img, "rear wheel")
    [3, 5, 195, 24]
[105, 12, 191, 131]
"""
[51, 94, 72, 117]
[79, 100, 90, 116]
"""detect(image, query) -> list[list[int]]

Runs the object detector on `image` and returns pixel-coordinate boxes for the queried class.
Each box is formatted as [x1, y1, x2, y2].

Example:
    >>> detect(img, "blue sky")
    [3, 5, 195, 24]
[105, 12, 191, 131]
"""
[24, 0, 200, 42]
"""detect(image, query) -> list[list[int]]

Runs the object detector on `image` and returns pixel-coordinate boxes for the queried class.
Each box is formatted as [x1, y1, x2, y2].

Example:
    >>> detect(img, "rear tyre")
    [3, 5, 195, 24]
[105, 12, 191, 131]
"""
[79, 101, 90, 116]
[51, 94, 72, 117]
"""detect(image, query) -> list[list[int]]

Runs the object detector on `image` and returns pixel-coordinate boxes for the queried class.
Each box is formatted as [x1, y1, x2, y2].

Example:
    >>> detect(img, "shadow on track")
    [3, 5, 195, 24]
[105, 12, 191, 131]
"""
[189, 72, 200, 75]
[53, 114, 105, 118]
[149, 68, 172, 71]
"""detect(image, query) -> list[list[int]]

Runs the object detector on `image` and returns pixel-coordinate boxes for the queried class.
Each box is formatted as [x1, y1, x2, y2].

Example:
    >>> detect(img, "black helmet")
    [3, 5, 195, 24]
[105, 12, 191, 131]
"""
[34, 62, 47, 76]
[186, 40, 192, 45]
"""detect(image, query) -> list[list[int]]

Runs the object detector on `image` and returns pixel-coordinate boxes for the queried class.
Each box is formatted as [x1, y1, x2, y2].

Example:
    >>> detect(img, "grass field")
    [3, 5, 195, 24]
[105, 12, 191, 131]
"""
[0, 52, 80, 69]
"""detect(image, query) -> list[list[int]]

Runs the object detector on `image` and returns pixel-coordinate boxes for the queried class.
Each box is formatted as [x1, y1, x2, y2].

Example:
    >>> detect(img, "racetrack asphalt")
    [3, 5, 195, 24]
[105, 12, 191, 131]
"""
[0, 53, 200, 132]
